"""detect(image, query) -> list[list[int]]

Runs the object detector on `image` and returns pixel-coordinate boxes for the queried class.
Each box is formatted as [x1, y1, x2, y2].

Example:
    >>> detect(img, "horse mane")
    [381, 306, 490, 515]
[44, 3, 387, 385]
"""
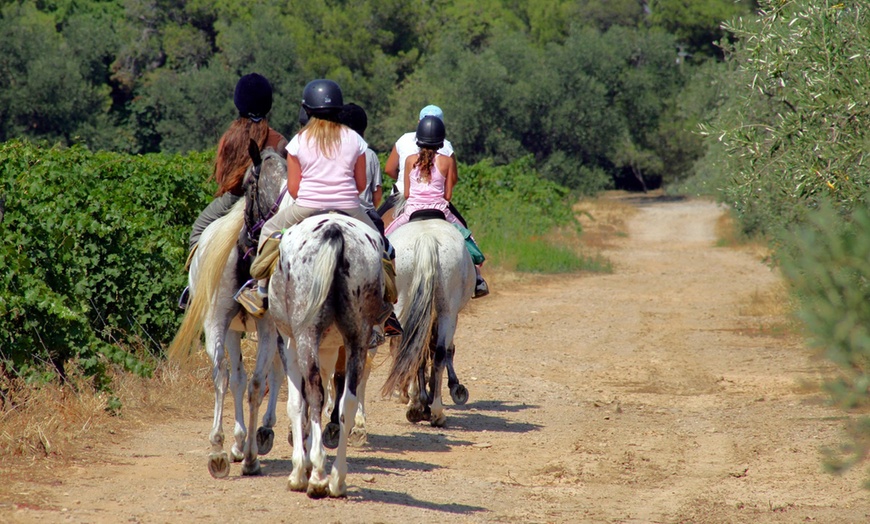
[168, 200, 245, 362]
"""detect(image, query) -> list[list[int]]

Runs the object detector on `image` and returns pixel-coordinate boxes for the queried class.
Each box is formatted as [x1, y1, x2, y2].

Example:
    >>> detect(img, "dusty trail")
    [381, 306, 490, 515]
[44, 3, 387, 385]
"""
[3, 195, 868, 523]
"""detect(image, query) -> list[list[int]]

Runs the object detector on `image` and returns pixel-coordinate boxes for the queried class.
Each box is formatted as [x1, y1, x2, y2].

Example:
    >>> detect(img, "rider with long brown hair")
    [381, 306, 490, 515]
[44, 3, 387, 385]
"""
[188, 73, 287, 251]
[180, 73, 287, 309]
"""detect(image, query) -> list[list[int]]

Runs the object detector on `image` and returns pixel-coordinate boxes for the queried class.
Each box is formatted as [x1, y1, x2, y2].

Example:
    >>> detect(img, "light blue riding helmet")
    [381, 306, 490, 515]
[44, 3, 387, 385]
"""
[419, 105, 444, 121]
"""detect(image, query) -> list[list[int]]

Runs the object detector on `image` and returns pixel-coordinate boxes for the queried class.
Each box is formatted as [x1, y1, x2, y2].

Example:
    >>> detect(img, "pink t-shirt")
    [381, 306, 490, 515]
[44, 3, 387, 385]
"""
[286, 126, 367, 209]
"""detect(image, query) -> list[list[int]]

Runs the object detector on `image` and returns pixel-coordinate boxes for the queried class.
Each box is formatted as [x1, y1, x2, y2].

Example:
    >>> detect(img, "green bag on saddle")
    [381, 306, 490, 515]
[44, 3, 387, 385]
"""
[453, 224, 485, 265]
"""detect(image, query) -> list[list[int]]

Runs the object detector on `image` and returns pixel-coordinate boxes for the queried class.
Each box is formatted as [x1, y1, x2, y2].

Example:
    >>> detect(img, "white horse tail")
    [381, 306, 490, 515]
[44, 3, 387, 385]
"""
[382, 233, 438, 397]
[168, 201, 245, 362]
[297, 223, 343, 330]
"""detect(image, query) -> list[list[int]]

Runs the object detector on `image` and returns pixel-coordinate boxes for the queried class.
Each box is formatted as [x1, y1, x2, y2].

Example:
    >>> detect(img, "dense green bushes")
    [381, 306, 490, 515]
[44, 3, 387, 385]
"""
[0, 141, 211, 386]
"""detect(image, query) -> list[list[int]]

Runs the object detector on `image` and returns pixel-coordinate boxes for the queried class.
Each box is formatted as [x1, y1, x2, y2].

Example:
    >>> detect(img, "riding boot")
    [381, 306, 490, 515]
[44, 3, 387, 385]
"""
[235, 279, 269, 318]
[250, 232, 283, 281]
[473, 265, 489, 299]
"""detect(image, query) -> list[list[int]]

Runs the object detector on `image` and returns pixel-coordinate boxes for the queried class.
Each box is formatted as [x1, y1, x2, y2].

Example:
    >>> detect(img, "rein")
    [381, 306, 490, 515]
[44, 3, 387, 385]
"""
[243, 158, 287, 260]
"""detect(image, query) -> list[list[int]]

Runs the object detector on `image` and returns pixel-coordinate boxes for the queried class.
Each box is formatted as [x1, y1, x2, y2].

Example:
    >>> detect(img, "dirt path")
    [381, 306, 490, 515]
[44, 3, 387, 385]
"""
[4, 196, 869, 523]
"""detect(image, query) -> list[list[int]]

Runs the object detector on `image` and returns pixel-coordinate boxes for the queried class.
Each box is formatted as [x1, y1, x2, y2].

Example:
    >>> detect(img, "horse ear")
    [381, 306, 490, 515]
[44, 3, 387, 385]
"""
[248, 139, 262, 167]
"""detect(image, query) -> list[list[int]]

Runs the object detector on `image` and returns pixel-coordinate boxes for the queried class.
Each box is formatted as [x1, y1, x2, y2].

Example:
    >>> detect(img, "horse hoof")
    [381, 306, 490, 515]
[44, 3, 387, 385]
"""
[349, 427, 368, 447]
[242, 458, 261, 476]
[323, 422, 341, 449]
[307, 481, 329, 499]
[257, 427, 275, 455]
[406, 407, 426, 424]
[450, 383, 469, 405]
[430, 413, 447, 427]
[207, 452, 230, 479]
[230, 444, 244, 462]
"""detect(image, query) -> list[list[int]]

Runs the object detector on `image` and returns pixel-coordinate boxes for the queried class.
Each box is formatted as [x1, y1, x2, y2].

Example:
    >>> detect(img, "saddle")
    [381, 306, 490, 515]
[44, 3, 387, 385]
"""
[408, 209, 446, 222]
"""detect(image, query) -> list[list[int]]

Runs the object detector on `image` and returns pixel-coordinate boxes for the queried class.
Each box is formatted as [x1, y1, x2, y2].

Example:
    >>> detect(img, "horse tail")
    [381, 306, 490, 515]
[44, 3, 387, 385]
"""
[297, 223, 343, 330]
[382, 233, 438, 397]
[168, 201, 245, 362]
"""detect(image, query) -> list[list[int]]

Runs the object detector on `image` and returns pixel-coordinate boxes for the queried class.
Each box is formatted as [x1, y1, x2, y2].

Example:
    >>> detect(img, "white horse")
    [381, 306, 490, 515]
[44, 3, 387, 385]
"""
[242, 212, 385, 497]
[168, 147, 286, 479]
[382, 216, 475, 427]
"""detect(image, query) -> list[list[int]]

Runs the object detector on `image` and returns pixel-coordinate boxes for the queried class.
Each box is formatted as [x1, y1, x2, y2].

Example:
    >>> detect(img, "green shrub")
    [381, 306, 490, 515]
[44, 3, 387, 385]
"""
[453, 156, 591, 273]
[0, 140, 212, 387]
[703, 1, 870, 238]
[781, 202, 870, 483]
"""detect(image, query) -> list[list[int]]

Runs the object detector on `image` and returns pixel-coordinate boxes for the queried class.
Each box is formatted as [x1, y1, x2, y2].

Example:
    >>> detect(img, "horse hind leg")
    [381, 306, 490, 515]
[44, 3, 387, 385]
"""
[349, 344, 377, 447]
[256, 349, 284, 456]
[446, 343, 469, 405]
[323, 345, 346, 450]
[206, 325, 235, 479]
[226, 333, 248, 463]
[427, 342, 449, 427]
[328, 334, 367, 497]
[405, 363, 430, 424]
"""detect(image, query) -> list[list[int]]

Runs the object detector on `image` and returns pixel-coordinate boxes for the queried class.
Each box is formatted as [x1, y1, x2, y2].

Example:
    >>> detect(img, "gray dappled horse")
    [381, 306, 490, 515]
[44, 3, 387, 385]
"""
[243, 212, 384, 497]
[382, 217, 476, 427]
[168, 146, 286, 479]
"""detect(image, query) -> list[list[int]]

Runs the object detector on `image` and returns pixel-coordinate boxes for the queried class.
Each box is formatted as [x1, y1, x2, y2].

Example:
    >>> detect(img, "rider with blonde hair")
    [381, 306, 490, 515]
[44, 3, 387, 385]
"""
[236, 79, 402, 334]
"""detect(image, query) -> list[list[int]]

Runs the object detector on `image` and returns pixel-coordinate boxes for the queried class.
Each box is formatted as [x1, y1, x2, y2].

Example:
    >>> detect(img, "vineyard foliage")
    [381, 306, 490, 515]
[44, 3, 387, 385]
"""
[0, 141, 211, 386]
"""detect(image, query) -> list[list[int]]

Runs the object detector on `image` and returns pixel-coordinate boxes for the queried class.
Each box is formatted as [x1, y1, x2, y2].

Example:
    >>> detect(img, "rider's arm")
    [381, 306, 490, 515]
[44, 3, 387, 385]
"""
[444, 156, 457, 201]
[403, 156, 415, 199]
[384, 145, 400, 181]
[373, 186, 383, 208]
[287, 154, 302, 199]
[354, 155, 367, 193]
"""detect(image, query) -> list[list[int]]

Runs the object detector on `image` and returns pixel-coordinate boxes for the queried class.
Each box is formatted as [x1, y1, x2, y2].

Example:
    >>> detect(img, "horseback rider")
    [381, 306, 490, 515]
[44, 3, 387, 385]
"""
[235, 79, 403, 335]
[179, 73, 287, 308]
[380, 105, 468, 230]
[385, 116, 489, 298]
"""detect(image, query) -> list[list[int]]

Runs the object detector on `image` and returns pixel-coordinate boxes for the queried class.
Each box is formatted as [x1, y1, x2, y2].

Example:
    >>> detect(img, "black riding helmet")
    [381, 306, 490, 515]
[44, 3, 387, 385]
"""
[301, 79, 343, 115]
[416, 115, 446, 149]
[234, 73, 273, 121]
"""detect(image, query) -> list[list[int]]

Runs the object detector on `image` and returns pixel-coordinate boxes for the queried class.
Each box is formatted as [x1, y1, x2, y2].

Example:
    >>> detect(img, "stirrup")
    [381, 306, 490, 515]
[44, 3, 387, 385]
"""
[178, 286, 190, 310]
[473, 278, 489, 299]
[384, 313, 403, 338]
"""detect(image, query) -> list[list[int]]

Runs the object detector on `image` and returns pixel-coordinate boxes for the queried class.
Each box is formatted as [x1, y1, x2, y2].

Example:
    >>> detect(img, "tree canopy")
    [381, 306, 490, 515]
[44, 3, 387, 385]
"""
[0, 0, 756, 192]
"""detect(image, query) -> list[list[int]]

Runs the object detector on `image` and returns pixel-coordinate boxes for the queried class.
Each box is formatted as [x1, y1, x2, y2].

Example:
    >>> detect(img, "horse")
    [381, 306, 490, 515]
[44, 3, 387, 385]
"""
[168, 144, 287, 479]
[381, 215, 475, 427]
[242, 212, 385, 497]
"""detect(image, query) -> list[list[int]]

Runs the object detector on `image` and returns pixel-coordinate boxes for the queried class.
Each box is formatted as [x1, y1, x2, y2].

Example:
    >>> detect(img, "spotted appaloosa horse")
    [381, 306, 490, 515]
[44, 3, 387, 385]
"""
[168, 147, 286, 479]
[241, 212, 385, 497]
[382, 216, 475, 427]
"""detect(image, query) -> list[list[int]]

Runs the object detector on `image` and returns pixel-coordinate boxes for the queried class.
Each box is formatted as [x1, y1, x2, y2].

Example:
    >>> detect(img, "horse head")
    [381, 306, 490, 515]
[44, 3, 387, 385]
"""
[241, 139, 287, 255]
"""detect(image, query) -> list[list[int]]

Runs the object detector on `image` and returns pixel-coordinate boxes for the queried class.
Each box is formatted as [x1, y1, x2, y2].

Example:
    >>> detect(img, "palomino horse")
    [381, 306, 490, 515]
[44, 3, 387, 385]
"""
[242, 212, 385, 497]
[168, 146, 287, 478]
[382, 215, 475, 427]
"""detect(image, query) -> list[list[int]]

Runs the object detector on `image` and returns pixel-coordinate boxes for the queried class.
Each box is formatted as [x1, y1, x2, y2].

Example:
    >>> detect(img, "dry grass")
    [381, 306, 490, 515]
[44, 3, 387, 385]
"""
[0, 355, 214, 470]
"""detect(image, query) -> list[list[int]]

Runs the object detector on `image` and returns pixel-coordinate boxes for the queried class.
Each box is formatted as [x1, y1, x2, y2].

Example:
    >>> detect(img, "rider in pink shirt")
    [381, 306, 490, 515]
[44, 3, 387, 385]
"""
[387, 116, 489, 298]
[236, 79, 402, 333]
